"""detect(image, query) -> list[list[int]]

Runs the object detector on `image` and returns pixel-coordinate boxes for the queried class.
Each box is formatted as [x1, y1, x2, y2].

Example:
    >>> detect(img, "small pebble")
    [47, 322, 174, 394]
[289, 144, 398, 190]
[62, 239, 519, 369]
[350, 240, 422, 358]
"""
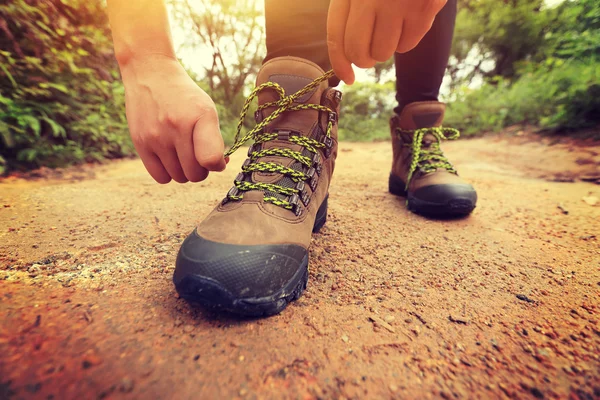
[120, 377, 134, 393]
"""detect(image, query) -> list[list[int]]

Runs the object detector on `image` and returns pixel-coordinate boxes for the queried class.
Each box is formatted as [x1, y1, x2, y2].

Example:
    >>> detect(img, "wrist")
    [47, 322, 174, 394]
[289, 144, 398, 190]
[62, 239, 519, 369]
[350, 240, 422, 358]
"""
[116, 47, 177, 69]
[117, 51, 182, 84]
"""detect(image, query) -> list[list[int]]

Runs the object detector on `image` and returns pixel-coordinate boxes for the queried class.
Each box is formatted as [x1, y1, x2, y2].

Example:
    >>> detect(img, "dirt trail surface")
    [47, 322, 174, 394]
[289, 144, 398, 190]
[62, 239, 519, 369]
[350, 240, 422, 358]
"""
[1, 134, 600, 400]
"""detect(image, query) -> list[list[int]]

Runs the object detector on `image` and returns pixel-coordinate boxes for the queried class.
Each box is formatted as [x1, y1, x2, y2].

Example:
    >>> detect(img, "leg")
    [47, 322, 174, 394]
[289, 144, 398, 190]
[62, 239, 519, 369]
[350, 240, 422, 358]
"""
[264, 0, 339, 84]
[389, 0, 476, 217]
[394, 0, 457, 114]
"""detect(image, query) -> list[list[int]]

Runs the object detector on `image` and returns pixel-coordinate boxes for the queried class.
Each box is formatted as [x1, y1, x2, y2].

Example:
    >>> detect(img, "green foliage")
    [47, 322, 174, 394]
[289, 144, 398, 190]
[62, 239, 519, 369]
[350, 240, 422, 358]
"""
[453, 0, 550, 80]
[544, 0, 600, 60]
[0, 0, 133, 173]
[446, 60, 600, 135]
[451, 0, 600, 83]
[448, 0, 600, 135]
[338, 81, 395, 141]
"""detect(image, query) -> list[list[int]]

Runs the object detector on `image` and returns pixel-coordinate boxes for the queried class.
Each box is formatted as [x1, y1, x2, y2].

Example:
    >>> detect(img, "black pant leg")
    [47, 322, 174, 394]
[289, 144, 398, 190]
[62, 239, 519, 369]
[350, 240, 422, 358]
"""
[394, 0, 457, 114]
[264, 0, 331, 72]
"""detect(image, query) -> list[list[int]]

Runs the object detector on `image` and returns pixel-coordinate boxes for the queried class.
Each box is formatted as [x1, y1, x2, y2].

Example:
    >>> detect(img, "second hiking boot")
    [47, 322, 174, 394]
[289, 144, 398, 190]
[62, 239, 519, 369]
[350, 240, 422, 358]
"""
[389, 101, 477, 217]
[174, 57, 341, 317]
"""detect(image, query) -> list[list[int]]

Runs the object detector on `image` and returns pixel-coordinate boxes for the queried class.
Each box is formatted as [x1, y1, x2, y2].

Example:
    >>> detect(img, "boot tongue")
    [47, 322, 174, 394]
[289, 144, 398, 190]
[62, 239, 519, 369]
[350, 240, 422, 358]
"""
[398, 101, 446, 146]
[255, 56, 329, 134]
[250, 57, 330, 195]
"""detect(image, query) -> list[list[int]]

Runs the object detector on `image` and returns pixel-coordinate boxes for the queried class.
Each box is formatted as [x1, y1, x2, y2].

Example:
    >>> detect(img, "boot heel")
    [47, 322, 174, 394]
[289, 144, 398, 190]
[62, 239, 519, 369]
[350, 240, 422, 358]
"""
[312, 195, 328, 233]
[388, 173, 408, 197]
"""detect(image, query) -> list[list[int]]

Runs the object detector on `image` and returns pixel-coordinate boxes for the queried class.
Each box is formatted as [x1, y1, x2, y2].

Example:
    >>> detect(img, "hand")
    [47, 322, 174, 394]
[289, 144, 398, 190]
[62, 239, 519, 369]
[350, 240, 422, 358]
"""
[327, 0, 447, 84]
[120, 55, 227, 184]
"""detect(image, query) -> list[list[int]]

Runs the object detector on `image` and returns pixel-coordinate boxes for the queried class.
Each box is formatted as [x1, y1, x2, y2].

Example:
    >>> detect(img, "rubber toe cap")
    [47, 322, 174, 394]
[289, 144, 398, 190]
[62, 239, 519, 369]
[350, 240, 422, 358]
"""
[174, 230, 307, 300]
[412, 184, 477, 205]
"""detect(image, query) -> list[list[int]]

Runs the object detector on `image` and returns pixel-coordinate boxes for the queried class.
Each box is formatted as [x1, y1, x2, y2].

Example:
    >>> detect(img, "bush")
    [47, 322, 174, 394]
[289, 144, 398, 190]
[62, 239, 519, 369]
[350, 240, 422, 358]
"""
[447, 0, 600, 137]
[338, 81, 395, 141]
[445, 60, 600, 135]
[0, 0, 134, 174]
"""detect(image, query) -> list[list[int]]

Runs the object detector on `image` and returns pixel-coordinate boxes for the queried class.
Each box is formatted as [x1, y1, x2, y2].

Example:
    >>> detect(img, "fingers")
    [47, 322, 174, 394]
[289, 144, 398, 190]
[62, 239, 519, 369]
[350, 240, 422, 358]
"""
[192, 107, 227, 172]
[176, 140, 209, 183]
[133, 102, 224, 184]
[327, 0, 355, 84]
[371, 14, 403, 62]
[343, 3, 377, 68]
[137, 149, 171, 184]
[138, 150, 172, 185]
[155, 148, 188, 183]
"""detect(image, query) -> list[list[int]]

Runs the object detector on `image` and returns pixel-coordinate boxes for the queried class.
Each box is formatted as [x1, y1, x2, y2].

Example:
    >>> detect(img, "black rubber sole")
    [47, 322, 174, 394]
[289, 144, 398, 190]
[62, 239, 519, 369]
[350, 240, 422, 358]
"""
[176, 195, 329, 318]
[176, 260, 309, 318]
[389, 173, 476, 218]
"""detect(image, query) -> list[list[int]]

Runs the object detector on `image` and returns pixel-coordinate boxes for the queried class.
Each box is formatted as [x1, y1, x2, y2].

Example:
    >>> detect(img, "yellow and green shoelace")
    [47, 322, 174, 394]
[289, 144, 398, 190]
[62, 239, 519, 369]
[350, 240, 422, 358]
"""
[401, 126, 460, 190]
[223, 70, 338, 215]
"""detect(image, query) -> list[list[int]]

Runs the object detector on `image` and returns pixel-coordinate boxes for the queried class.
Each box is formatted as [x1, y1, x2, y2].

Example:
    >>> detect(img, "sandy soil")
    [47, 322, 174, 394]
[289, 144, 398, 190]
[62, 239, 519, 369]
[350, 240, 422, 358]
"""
[1, 133, 599, 399]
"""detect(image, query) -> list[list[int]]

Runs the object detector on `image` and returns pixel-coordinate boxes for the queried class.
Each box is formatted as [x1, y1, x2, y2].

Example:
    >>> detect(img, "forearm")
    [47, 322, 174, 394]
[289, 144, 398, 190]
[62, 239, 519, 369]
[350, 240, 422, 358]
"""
[107, 0, 176, 67]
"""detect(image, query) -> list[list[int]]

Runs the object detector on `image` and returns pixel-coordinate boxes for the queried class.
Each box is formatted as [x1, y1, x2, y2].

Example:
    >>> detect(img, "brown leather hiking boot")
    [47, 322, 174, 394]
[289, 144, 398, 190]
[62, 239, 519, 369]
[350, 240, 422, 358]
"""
[174, 57, 341, 317]
[388, 101, 477, 217]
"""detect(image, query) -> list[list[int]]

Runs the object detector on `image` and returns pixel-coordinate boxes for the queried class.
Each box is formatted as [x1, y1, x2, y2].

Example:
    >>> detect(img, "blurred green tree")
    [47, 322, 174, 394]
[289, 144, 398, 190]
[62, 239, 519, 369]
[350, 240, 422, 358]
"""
[169, 0, 264, 130]
[338, 81, 395, 141]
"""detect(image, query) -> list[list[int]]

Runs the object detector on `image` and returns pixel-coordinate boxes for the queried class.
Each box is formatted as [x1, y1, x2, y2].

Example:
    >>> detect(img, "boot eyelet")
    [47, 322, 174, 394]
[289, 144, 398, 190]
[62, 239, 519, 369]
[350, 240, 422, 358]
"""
[312, 152, 321, 164]
[223, 187, 241, 204]
[334, 91, 343, 101]
[312, 152, 322, 175]
[328, 112, 337, 123]
[306, 168, 318, 191]
[276, 129, 291, 141]
[275, 129, 300, 138]
[247, 144, 260, 157]
[296, 182, 311, 206]
[227, 187, 240, 197]
[289, 194, 302, 217]
[321, 136, 333, 158]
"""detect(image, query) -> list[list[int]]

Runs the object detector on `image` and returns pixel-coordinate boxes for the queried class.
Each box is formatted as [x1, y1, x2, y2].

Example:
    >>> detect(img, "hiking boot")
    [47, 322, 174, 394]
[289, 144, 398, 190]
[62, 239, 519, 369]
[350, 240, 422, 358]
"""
[174, 57, 341, 317]
[388, 101, 477, 217]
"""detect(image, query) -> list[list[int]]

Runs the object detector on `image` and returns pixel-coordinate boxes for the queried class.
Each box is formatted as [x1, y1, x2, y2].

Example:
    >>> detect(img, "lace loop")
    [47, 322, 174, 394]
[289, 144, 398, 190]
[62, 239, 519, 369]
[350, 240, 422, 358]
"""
[225, 70, 335, 157]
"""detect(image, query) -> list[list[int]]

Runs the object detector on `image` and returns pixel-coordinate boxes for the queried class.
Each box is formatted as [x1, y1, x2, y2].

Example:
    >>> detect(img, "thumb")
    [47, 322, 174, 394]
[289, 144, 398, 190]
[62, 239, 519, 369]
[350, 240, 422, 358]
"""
[192, 106, 227, 172]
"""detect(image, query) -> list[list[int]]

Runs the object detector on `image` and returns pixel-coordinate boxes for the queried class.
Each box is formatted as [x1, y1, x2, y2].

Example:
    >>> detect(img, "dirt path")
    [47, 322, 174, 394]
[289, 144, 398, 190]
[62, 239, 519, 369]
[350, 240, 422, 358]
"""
[1, 134, 600, 399]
